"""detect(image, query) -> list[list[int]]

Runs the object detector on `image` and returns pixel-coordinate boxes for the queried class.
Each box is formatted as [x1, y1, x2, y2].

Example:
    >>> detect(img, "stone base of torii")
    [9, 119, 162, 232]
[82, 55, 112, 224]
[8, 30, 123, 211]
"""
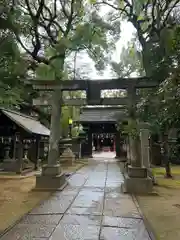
[35, 164, 67, 191]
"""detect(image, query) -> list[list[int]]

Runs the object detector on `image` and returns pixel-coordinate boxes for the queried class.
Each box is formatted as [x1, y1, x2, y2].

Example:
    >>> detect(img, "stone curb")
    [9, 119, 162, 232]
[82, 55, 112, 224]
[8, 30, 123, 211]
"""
[0, 171, 39, 180]
[132, 195, 157, 240]
[0, 162, 86, 239]
[120, 166, 157, 240]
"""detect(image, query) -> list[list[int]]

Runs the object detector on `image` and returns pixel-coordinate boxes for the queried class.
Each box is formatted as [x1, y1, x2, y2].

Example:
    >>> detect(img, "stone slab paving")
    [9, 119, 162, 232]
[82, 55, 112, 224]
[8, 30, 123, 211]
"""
[0, 159, 151, 240]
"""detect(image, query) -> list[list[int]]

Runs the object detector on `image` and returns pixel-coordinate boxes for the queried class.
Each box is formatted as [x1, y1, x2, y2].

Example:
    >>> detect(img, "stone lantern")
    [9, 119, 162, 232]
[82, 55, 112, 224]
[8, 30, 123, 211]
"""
[3, 136, 12, 160]
[68, 118, 73, 138]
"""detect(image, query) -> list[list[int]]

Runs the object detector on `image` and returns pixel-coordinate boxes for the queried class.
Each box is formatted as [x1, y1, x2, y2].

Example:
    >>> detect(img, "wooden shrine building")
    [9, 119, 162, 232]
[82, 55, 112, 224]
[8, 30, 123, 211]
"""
[78, 106, 128, 158]
[0, 108, 50, 173]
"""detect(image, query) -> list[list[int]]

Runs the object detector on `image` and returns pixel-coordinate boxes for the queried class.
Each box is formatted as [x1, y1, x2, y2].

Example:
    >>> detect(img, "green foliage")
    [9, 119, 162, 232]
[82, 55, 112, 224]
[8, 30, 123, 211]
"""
[138, 68, 180, 132]
[60, 106, 80, 137]
[105, 0, 180, 137]
[136, 23, 180, 132]
[111, 37, 143, 77]
[0, 33, 26, 107]
[1, 0, 122, 129]
[29, 0, 120, 131]
[119, 119, 139, 139]
[1, 0, 180, 143]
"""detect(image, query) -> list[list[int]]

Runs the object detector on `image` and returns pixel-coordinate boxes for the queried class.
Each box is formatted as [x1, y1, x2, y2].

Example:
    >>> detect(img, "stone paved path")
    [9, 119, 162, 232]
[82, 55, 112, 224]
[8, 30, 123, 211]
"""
[1, 159, 151, 240]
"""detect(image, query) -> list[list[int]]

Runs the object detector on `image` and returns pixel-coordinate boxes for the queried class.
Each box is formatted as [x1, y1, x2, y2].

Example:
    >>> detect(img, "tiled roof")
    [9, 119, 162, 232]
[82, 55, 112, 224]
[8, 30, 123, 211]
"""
[1, 108, 50, 136]
[79, 107, 127, 123]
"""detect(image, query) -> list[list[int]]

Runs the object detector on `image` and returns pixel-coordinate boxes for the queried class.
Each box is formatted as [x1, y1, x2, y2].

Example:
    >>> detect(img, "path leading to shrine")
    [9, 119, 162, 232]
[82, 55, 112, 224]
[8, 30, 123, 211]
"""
[1, 158, 152, 240]
[93, 151, 116, 160]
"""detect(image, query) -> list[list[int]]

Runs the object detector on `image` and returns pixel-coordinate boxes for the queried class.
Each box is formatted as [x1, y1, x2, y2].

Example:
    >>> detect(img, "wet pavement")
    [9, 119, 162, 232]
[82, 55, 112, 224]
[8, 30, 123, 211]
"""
[0, 156, 151, 240]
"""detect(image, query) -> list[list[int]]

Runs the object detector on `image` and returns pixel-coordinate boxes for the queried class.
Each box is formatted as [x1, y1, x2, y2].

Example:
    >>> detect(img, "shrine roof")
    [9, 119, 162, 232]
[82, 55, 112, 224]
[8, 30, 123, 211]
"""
[79, 107, 127, 123]
[1, 108, 50, 136]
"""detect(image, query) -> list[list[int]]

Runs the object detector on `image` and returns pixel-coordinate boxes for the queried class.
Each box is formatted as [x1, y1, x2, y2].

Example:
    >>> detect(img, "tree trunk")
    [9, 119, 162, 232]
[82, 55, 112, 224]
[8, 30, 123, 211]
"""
[165, 159, 172, 178]
[162, 133, 172, 178]
[47, 89, 62, 165]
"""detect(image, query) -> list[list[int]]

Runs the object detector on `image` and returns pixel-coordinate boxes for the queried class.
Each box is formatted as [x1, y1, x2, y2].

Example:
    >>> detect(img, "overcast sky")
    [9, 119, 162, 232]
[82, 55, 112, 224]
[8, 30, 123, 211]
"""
[76, 20, 135, 79]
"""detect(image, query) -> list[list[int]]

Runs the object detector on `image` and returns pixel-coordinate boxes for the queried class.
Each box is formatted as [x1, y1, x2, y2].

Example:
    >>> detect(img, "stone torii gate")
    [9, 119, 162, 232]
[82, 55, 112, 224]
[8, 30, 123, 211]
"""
[29, 77, 159, 192]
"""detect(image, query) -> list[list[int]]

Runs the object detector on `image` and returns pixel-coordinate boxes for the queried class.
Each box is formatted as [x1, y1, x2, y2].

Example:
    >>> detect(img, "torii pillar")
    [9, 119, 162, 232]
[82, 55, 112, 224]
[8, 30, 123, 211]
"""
[35, 90, 67, 190]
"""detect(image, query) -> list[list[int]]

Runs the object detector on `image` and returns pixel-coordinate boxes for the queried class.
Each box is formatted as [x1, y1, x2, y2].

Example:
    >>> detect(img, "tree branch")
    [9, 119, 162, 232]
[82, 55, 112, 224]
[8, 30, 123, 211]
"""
[95, 0, 129, 16]
[64, 0, 75, 37]
[161, 0, 179, 29]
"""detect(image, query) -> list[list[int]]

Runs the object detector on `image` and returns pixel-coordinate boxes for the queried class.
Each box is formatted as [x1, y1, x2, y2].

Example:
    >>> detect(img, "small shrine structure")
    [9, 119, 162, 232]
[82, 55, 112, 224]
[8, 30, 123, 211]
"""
[0, 108, 50, 173]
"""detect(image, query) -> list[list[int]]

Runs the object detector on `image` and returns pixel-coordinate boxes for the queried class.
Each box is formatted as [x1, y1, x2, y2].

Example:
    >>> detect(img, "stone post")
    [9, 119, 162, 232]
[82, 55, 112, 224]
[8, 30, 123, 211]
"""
[118, 134, 128, 173]
[122, 126, 153, 193]
[35, 90, 66, 190]
[139, 126, 156, 182]
[127, 128, 146, 179]
[129, 135, 142, 167]
[126, 86, 142, 168]
[140, 127, 150, 169]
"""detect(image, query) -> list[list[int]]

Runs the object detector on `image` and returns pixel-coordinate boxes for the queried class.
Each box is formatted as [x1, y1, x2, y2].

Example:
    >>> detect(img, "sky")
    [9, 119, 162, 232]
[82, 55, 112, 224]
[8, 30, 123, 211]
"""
[76, 20, 135, 80]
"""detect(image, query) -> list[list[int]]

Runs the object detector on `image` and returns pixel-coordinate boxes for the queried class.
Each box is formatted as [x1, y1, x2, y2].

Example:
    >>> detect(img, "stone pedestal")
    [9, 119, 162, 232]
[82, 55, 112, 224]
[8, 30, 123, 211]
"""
[122, 129, 153, 194]
[35, 164, 67, 191]
[128, 166, 147, 178]
[60, 147, 75, 165]
[122, 174, 153, 194]
[122, 156, 153, 194]
[71, 141, 81, 159]
[1, 159, 19, 172]
[122, 165, 153, 193]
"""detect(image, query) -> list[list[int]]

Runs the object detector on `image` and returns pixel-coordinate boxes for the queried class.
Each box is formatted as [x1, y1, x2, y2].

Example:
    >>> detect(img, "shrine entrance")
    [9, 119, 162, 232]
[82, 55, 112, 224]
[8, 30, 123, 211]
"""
[92, 132, 115, 152]
[78, 106, 127, 158]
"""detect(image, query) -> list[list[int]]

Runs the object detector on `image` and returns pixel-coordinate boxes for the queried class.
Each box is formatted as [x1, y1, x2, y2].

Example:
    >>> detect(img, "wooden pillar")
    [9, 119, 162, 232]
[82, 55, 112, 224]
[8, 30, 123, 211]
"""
[122, 136, 128, 158]
[80, 125, 92, 158]
[33, 137, 40, 170]
[87, 130, 93, 158]
[12, 135, 17, 160]
[16, 136, 24, 174]
[38, 140, 45, 160]
[115, 131, 121, 158]
[81, 141, 86, 158]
